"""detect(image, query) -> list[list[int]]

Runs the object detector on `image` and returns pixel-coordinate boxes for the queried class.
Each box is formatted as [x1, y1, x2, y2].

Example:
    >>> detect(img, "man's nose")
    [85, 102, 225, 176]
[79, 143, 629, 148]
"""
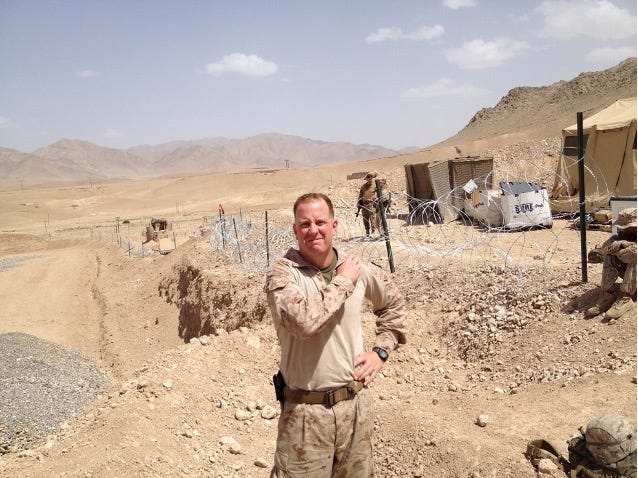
[308, 222, 318, 233]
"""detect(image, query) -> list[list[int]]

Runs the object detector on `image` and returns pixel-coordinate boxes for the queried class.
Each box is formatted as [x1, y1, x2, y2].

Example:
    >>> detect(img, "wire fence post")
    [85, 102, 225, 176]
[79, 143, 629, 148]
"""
[265, 210, 270, 268]
[577, 111, 588, 283]
[221, 215, 227, 249]
[375, 179, 395, 273]
[232, 217, 243, 264]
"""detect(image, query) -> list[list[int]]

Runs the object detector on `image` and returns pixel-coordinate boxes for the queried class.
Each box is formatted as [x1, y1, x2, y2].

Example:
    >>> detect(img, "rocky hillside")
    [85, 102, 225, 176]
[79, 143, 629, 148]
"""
[446, 57, 636, 145]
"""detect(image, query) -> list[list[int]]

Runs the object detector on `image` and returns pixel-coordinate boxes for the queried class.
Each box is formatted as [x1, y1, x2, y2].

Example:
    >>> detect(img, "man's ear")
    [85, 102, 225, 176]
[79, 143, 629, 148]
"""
[293, 223, 298, 235]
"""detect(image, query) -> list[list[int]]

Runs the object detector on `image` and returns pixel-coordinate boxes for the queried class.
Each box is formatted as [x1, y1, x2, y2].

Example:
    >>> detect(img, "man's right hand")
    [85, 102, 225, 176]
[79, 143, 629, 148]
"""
[336, 254, 360, 285]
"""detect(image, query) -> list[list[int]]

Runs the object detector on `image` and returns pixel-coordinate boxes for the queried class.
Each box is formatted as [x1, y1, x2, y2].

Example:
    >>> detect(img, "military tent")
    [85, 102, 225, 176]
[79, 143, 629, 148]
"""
[550, 97, 637, 213]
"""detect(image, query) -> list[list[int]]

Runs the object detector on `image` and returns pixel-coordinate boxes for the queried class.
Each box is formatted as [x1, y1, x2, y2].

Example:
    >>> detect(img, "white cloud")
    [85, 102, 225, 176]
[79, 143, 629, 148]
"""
[445, 38, 530, 69]
[584, 46, 637, 65]
[77, 69, 99, 78]
[401, 78, 487, 98]
[365, 25, 444, 44]
[443, 0, 477, 10]
[537, 0, 637, 40]
[104, 128, 123, 138]
[508, 14, 530, 23]
[0, 116, 18, 128]
[204, 53, 278, 77]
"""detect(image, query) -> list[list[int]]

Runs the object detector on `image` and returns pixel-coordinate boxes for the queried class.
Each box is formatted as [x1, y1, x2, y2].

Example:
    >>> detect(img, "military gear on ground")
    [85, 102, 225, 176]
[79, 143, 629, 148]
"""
[586, 291, 617, 318]
[569, 433, 636, 477]
[526, 414, 636, 478]
[604, 295, 636, 320]
[585, 414, 636, 466]
[526, 439, 569, 471]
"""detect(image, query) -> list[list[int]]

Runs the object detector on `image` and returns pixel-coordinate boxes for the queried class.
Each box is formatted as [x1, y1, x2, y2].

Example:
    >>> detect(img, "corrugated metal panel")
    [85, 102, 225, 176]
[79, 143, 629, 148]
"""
[404, 163, 433, 199]
[449, 157, 494, 210]
[428, 160, 457, 222]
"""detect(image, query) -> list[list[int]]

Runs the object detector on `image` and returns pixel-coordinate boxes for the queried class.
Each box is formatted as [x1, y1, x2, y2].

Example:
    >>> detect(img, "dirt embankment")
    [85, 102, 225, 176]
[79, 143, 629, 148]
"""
[159, 241, 269, 342]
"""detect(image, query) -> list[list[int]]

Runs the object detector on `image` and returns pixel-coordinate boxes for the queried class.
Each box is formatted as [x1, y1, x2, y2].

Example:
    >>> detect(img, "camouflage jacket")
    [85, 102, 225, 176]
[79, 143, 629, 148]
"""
[264, 248, 407, 391]
[600, 234, 636, 265]
[358, 182, 377, 202]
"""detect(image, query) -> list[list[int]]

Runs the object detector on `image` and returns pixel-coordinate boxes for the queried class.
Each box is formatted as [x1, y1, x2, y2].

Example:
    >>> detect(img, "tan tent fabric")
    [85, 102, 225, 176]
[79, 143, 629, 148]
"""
[563, 97, 637, 133]
[551, 97, 637, 213]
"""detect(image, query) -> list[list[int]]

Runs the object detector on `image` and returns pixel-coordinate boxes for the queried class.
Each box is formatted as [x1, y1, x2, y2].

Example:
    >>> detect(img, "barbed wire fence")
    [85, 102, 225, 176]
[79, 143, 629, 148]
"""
[45, 143, 617, 286]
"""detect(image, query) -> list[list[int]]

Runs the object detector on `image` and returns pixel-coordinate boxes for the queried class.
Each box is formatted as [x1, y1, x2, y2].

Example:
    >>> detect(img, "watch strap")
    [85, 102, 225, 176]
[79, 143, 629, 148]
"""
[373, 346, 388, 361]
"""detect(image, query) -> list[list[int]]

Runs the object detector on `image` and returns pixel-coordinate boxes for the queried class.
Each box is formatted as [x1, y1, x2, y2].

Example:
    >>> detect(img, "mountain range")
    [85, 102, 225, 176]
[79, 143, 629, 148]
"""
[1, 57, 635, 189]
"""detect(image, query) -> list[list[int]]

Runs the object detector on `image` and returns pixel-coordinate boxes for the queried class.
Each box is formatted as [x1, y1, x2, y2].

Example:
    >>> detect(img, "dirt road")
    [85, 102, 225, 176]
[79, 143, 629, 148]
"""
[0, 238, 102, 358]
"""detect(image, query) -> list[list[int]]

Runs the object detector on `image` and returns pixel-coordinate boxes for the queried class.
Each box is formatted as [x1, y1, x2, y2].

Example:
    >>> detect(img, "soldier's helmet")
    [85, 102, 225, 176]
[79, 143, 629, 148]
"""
[585, 413, 636, 465]
[614, 207, 637, 231]
[364, 171, 377, 180]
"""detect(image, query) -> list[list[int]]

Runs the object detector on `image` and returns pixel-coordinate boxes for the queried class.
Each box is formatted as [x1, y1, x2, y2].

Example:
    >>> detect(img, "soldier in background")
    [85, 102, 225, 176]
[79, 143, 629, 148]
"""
[357, 172, 378, 237]
[586, 207, 637, 319]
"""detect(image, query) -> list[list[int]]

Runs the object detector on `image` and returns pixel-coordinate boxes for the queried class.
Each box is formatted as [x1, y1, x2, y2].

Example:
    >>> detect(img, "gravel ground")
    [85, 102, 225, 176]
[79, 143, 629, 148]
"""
[0, 332, 110, 454]
[0, 255, 42, 272]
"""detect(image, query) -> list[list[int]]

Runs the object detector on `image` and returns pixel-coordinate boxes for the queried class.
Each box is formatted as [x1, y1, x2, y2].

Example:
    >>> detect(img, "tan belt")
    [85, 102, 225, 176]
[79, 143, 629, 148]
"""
[284, 381, 364, 407]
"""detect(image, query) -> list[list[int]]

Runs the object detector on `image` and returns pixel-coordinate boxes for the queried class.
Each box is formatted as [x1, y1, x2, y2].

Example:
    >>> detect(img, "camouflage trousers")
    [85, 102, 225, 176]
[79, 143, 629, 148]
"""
[602, 255, 636, 295]
[361, 203, 377, 235]
[270, 387, 374, 478]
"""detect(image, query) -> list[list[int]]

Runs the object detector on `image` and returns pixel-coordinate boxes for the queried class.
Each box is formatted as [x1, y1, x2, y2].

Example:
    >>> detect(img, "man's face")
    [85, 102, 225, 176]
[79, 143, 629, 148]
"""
[293, 199, 337, 262]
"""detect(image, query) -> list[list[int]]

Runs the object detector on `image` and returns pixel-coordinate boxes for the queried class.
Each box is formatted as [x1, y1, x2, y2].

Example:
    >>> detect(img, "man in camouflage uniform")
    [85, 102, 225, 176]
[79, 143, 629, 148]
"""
[357, 172, 378, 237]
[265, 192, 407, 477]
[587, 208, 637, 319]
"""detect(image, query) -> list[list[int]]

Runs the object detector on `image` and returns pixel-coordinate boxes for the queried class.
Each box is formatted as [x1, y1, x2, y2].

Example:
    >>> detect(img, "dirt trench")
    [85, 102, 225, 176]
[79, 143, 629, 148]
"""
[159, 254, 269, 342]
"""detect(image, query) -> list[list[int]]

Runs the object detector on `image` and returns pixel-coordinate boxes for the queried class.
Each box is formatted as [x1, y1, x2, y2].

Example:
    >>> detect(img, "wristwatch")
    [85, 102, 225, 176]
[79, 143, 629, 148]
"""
[372, 346, 389, 362]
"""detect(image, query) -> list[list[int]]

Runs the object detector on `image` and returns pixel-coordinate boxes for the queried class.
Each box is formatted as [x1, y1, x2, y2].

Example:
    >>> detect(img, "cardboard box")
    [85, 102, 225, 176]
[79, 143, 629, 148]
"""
[464, 189, 503, 227]
[593, 210, 612, 223]
[501, 188, 553, 230]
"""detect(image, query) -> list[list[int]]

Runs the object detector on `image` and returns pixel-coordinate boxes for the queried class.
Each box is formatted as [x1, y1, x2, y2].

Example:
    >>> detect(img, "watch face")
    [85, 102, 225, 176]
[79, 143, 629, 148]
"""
[374, 347, 388, 361]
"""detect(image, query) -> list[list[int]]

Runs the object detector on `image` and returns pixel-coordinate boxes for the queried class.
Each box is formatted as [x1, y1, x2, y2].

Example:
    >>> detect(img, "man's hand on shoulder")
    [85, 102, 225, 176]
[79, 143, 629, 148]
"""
[336, 254, 360, 285]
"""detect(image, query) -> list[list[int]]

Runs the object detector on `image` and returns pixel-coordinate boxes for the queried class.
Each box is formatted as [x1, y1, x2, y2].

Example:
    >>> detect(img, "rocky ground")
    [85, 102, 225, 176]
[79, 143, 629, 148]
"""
[0, 210, 635, 477]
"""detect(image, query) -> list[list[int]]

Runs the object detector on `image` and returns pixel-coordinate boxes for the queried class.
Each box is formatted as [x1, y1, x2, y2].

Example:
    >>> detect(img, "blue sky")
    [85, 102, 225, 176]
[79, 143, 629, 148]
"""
[0, 0, 636, 153]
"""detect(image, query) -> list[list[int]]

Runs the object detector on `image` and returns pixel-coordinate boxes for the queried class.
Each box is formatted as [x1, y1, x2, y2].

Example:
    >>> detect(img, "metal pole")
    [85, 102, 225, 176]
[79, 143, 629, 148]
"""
[265, 210, 270, 267]
[577, 112, 588, 283]
[232, 218, 243, 263]
[221, 215, 226, 249]
[375, 179, 395, 273]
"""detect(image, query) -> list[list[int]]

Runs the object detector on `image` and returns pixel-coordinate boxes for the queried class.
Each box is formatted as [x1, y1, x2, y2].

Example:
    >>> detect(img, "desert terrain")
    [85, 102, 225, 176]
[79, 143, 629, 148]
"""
[0, 59, 636, 478]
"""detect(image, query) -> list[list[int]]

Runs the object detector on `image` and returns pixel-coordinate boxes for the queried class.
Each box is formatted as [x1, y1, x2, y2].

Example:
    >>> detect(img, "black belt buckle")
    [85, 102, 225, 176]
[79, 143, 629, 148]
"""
[323, 389, 338, 407]
[323, 385, 354, 407]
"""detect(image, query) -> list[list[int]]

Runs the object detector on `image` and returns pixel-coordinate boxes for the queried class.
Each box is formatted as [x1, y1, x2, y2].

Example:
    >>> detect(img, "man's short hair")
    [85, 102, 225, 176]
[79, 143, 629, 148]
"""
[293, 193, 334, 218]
